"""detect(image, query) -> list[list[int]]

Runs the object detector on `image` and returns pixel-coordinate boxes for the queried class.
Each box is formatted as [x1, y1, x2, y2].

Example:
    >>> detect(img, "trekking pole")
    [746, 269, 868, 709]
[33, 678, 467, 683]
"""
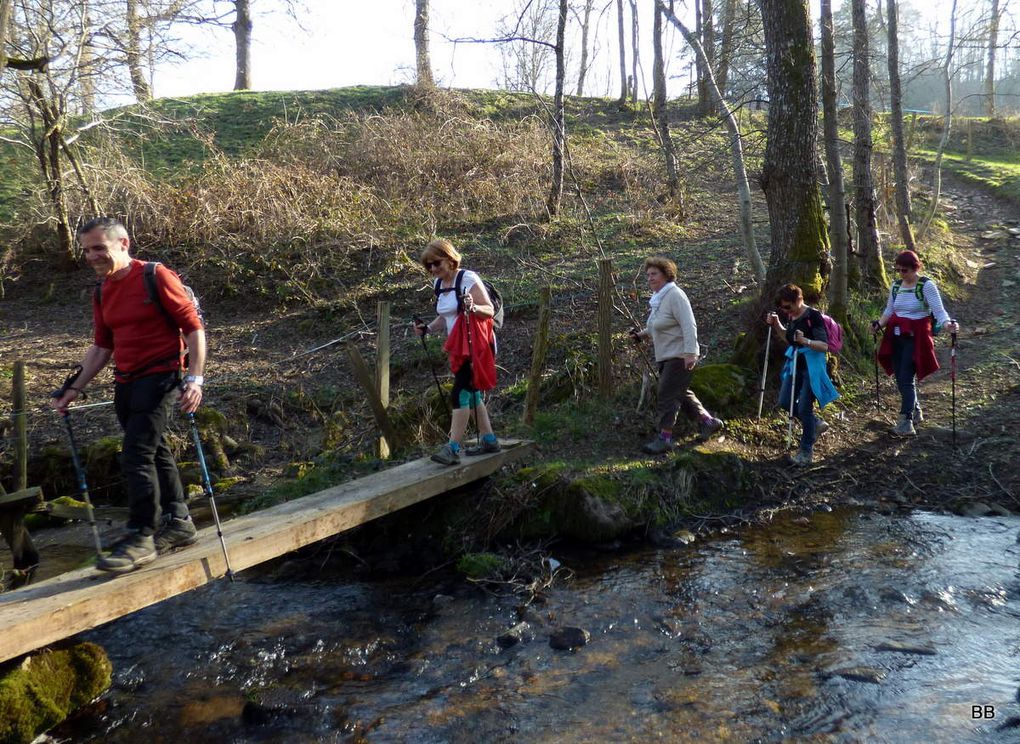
[873, 326, 881, 412]
[757, 325, 772, 419]
[950, 325, 958, 448]
[786, 349, 798, 450]
[461, 298, 482, 449]
[414, 315, 450, 415]
[50, 367, 103, 557]
[187, 412, 235, 581]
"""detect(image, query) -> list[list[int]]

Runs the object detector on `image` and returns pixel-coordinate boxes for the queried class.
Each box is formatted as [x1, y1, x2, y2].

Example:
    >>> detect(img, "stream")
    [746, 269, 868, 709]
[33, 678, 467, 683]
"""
[56, 507, 1020, 743]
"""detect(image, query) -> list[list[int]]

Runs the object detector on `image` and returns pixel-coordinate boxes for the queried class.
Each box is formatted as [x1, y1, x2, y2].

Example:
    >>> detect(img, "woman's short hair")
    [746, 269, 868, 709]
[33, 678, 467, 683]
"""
[643, 256, 677, 282]
[775, 283, 803, 304]
[894, 249, 922, 271]
[421, 238, 461, 269]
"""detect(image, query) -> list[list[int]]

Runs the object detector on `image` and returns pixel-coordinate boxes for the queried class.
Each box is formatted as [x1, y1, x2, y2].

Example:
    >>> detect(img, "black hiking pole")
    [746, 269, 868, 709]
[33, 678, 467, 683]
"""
[872, 323, 882, 412]
[187, 412, 235, 581]
[757, 325, 772, 419]
[414, 315, 450, 415]
[461, 296, 482, 449]
[950, 326, 958, 448]
[50, 368, 103, 557]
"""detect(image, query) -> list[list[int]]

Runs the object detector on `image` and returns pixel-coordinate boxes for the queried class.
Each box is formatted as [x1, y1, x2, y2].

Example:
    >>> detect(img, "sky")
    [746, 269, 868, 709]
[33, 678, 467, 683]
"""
[148, 0, 983, 103]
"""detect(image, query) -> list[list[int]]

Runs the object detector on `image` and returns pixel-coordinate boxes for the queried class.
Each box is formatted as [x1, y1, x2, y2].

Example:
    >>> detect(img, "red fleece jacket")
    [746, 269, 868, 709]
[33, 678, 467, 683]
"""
[444, 313, 497, 391]
[93, 260, 202, 380]
[878, 314, 940, 381]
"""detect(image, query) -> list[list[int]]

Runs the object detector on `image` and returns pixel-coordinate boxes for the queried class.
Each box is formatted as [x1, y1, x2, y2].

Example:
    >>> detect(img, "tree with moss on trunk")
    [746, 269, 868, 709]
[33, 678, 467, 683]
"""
[757, 0, 829, 301]
[886, 0, 915, 253]
[819, 0, 849, 318]
[652, 0, 681, 204]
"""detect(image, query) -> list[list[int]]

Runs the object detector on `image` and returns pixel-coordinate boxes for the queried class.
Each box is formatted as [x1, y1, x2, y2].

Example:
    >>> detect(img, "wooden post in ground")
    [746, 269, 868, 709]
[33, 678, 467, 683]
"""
[376, 301, 391, 459]
[1, 361, 39, 572]
[523, 286, 552, 425]
[597, 258, 614, 399]
[13, 361, 27, 490]
[345, 341, 402, 453]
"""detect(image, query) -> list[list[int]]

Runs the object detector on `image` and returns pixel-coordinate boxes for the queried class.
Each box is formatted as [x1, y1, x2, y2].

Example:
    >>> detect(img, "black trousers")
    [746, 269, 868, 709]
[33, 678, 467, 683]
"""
[114, 370, 189, 534]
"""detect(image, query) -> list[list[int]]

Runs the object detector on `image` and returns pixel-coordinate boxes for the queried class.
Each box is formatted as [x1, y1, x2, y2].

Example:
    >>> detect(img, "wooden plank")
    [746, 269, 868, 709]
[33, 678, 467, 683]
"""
[0, 440, 534, 665]
[0, 486, 43, 509]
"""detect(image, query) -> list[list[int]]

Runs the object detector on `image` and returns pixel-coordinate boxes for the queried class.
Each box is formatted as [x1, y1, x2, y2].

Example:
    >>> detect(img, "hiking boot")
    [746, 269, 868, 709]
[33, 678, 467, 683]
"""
[96, 532, 157, 573]
[815, 419, 829, 436]
[698, 417, 724, 440]
[892, 415, 917, 437]
[912, 405, 924, 425]
[642, 438, 674, 455]
[431, 443, 461, 466]
[465, 438, 501, 456]
[791, 450, 814, 466]
[154, 515, 198, 554]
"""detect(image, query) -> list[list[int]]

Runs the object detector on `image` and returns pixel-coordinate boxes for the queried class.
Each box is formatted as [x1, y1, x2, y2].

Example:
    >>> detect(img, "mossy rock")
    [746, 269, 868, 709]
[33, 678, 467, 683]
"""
[24, 496, 89, 530]
[177, 461, 201, 488]
[456, 552, 506, 579]
[0, 642, 112, 744]
[212, 476, 245, 492]
[84, 436, 122, 494]
[690, 363, 749, 415]
[668, 448, 755, 510]
[194, 407, 229, 436]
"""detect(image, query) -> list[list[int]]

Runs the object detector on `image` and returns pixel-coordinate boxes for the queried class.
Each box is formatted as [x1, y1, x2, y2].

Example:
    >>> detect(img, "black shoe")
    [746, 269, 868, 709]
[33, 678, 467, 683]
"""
[97, 532, 157, 573]
[465, 438, 501, 456]
[154, 515, 199, 554]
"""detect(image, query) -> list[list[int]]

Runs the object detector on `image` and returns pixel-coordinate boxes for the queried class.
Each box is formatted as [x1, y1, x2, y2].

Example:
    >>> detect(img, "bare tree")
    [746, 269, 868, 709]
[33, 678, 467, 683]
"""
[985, 0, 999, 116]
[652, 0, 680, 201]
[232, 0, 251, 89]
[496, 0, 558, 92]
[125, 0, 153, 100]
[920, 0, 958, 239]
[758, 0, 829, 297]
[820, 0, 849, 314]
[659, 0, 765, 283]
[572, 0, 596, 95]
[851, 0, 884, 289]
[414, 0, 434, 87]
[697, 0, 715, 114]
[716, 0, 737, 96]
[0, 0, 11, 72]
[886, 0, 915, 252]
[628, 0, 638, 101]
[616, 0, 627, 104]
[548, 0, 567, 216]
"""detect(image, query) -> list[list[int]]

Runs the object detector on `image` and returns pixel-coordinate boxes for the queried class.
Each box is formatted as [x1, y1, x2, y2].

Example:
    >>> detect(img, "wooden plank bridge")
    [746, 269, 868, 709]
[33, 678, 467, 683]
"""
[0, 440, 533, 665]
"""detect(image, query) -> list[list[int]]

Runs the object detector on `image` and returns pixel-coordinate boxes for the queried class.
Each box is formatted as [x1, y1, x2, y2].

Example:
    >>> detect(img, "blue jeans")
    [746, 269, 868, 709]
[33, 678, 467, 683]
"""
[114, 371, 189, 534]
[779, 363, 817, 453]
[891, 336, 917, 415]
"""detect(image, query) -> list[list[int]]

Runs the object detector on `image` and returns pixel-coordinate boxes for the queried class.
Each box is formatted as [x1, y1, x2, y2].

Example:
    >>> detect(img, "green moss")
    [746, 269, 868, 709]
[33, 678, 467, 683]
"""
[194, 407, 228, 436]
[690, 364, 749, 415]
[455, 552, 506, 579]
[23, 495, 88, 530]
[0, 643, 112, 744]
[212, 476, 245, 492]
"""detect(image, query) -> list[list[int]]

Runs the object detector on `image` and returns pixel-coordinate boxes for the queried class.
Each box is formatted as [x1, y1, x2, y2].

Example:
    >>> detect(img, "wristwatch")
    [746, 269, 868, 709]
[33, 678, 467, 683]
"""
[184, 375, 204, 386]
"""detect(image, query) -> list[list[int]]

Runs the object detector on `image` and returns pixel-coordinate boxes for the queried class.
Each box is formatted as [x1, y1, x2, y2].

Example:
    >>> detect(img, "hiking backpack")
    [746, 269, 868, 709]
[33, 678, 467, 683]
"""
[891, 276, 940, 334]
[434, 269, 504, 330]
[805, 310, 844, 354]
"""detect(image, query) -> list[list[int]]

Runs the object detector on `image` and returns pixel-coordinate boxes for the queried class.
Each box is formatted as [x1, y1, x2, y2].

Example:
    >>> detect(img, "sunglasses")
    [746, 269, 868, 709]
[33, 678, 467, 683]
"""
[424, 260, 442, 269]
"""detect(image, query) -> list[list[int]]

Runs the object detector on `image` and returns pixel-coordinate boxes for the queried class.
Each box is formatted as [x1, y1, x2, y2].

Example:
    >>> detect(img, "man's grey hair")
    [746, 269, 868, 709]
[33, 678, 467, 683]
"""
[79, 216, 129, 241]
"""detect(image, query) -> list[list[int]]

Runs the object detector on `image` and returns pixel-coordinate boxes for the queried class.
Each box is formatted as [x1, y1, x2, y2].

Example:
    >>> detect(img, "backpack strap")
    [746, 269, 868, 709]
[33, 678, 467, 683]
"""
[891, 278, 902, 298]
[143, 262, 179, 330]
[915, 276, 930, 309]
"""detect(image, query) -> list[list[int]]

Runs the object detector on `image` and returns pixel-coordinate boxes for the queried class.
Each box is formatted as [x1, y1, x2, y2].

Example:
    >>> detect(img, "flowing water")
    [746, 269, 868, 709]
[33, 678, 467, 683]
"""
[57, 508, 1020, 743]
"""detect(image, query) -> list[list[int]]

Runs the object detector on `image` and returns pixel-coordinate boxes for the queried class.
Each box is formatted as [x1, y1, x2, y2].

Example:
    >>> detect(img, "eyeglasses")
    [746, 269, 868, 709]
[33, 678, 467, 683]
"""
[424, 260, 442, 269]
[895, 266, 912, 273]
[779, 303, 793, 311]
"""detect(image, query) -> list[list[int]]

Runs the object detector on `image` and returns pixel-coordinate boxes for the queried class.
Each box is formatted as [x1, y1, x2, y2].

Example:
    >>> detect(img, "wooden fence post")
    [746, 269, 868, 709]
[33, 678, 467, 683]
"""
[523, 286, 552, 425]
[376, 302, 391, 459]
[345, 342, 402, 453]
[13, 361, 27, 490]
[597, 258, 614, 399]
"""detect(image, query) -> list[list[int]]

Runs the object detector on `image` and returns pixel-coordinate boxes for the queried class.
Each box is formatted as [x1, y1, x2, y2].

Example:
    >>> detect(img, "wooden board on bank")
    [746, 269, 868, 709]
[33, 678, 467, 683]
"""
[0, 440, 534, 665]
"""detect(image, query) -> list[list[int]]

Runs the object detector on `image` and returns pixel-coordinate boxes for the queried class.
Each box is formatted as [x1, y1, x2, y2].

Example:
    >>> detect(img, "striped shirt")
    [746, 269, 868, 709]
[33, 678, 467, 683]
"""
[883, 278, 951, 325]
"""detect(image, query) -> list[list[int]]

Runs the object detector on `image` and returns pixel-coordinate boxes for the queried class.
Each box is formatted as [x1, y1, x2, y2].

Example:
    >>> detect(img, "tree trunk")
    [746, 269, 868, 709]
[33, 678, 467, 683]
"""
[414, 0, 434, 88]
[575, 0, 594, 95]
[616, 0, 627, 104]
[886, 0, 915, 252]
[851, 0, 884, 289]
[547, 0, 567, 217]
[659, 1, 765, 283]
[716, 0, 737, 96]
[629, 0, 639, 102]
[985, 0, 999, 117]
[0, 0, 12, 72]
[820, 0, 849, 315]
[652, 0, 681, 201]
[920, 0, 958, 240]
[125, 0, 152, 101]
[698, 0, 716, 115]
[758, 0, 828, 301]
[233, 0, 252, 91]
[27, 79, 74, 265]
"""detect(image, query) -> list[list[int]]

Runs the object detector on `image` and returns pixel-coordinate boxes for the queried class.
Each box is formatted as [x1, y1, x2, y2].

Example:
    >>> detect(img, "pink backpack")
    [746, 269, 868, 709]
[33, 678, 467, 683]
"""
[806, 310, 843, 354]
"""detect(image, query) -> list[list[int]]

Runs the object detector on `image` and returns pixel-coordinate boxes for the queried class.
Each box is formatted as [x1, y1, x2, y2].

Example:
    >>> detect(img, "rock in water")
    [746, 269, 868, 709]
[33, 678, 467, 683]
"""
[549, 627, 590, 650]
